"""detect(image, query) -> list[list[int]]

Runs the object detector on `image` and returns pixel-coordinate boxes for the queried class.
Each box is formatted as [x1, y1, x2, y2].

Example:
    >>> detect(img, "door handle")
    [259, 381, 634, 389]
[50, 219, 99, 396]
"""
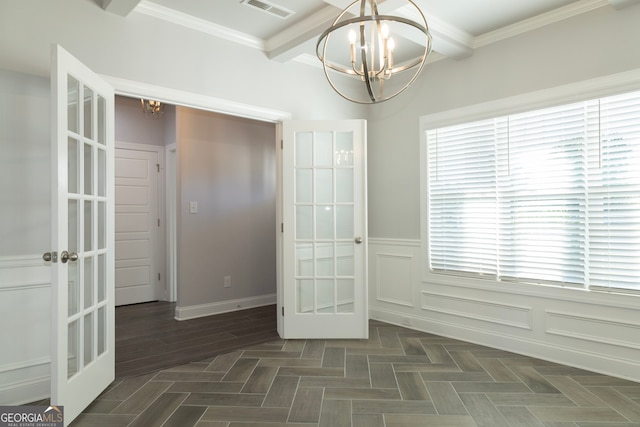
[60, 251, 79, 263]
[355, 236, 363, 244]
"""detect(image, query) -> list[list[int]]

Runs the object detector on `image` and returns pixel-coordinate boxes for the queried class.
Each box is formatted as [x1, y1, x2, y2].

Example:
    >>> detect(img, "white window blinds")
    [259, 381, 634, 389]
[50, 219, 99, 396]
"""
[426, 90, 640, 293]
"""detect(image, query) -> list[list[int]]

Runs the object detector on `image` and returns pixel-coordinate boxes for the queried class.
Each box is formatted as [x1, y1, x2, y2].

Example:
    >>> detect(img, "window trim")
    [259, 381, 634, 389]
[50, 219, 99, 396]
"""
[419, 68, 640, 294]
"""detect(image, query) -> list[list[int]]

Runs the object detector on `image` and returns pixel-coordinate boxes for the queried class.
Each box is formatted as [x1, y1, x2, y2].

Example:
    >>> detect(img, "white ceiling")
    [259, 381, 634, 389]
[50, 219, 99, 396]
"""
[103, 0, 638, 65]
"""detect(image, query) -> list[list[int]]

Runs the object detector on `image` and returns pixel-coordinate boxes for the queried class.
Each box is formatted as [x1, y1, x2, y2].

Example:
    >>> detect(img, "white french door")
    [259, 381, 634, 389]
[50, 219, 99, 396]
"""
[281, 120, 368, 339]
[49, 44, 115, 425]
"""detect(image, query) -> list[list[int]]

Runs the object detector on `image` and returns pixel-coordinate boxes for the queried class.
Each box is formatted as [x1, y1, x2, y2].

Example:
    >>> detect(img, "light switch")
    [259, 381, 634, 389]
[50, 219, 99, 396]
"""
[189, 201, 198, 214]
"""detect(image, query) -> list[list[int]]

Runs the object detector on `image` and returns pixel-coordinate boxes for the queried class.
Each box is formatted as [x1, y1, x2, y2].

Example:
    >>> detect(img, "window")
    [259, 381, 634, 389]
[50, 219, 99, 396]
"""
[425, 90, 640, 293]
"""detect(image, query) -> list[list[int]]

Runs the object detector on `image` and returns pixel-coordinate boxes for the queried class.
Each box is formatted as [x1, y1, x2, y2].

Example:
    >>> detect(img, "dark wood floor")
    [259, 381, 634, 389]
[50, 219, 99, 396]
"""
[115, 302, 279, 378]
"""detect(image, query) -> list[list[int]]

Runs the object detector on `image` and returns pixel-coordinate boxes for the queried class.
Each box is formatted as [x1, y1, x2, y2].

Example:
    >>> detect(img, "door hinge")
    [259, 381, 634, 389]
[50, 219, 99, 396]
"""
[157, 163, 160, 172]
[158, 218, 160, 227]
[280, 139, 283, 149]
[158, 273, 161, 281]
[281, 306, 284, 316]
[281, 223, 283, 233]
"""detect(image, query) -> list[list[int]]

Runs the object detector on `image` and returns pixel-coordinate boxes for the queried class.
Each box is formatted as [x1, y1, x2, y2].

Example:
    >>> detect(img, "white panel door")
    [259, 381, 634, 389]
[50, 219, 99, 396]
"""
[50, 44, 114, 425]
[115, 147, 160, 306]
[282, 120, 368, 339]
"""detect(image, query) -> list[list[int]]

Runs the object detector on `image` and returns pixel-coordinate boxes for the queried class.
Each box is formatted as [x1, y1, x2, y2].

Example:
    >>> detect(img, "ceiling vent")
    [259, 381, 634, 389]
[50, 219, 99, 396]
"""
[241, 0, 294, 19]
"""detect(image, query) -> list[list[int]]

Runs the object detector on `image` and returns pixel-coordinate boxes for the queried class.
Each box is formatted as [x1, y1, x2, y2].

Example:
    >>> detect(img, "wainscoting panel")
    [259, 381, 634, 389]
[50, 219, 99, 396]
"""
[368, 239, 640, 383]
[0, 255, 51, 405]
[421, 291, 533, 330]
[546, 310, 640, 351]
[376, 252, 414, 307]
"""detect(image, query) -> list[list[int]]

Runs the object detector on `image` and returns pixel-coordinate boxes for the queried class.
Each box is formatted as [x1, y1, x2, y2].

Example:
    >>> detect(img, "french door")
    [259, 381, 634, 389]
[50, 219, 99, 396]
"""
[49, 44, 115, 425]
[281, 120, 368, 339]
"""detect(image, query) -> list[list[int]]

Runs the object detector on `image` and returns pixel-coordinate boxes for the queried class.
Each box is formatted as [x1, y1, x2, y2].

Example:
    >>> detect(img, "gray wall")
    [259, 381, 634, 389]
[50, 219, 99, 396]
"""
[367, 3, 640, 383]
[0, 69, 50, 256]
[366, 4, 640, 239]
[115, 95, 176, 146]
[176, 107, 277, 308]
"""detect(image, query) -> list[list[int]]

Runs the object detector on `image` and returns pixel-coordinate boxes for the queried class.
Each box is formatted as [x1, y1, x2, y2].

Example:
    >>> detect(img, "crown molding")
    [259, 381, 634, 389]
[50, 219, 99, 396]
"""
[474, 0, 608, 48]
[133, 0, 264, 51]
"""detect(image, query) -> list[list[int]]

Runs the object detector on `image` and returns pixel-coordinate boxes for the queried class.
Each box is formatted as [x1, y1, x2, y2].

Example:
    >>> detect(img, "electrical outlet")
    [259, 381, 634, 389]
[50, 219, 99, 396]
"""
[401, 316, 412, 326]
[224, 276, 231, 288]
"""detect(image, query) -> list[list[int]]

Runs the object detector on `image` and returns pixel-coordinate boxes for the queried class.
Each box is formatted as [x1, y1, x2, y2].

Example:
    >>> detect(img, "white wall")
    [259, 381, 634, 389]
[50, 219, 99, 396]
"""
[175, 107, 277, 318]
[368, 4, 640, 382]
[0, 0, 365, 121]
[0, 69, 51, 404]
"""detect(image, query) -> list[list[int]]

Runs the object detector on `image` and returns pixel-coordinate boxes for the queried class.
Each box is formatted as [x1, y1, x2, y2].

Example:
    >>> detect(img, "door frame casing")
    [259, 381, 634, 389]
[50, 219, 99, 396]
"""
[103, 76, 292, 321]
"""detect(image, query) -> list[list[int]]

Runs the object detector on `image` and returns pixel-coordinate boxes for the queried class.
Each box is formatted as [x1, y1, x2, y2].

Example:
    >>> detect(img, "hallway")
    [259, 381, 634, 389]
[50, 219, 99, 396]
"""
[115, 302, 278, 378]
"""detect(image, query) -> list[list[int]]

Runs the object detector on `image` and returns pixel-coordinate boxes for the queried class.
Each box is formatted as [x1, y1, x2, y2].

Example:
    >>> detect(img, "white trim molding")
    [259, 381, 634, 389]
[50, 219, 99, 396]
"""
[174, 294, 277, 321]
[102, 75, 292, 123]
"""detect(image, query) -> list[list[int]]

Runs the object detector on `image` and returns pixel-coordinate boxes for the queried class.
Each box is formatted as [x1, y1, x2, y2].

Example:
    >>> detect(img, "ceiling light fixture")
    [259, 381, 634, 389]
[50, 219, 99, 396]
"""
[140, 99, 164, 119]
[317, 0, 432, 104]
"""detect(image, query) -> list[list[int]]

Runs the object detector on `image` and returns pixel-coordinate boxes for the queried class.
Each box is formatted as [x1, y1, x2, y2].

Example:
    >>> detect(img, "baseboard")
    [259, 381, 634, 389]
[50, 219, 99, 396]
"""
[369, 307, 640, 384]
[0, 358, 50, 405]
[175, 294, 277, 321]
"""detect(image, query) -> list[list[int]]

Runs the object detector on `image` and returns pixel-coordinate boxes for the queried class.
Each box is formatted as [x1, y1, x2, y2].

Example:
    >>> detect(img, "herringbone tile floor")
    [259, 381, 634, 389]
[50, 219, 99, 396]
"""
[70, 320, 640, 426]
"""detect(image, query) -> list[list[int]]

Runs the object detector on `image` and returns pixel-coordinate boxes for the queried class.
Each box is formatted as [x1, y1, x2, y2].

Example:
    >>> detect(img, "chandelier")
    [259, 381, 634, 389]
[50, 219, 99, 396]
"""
[316, 0, 432, 104]
[140, 99, 164, 119]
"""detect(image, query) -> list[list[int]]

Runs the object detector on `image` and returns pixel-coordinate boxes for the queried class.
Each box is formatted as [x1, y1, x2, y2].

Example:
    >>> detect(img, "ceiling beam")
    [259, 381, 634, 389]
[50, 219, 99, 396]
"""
[266, 5, 340, 62]
[102, 0, 143, 17]
[607, 0, 640, 8]
[269, 0, 473, 63]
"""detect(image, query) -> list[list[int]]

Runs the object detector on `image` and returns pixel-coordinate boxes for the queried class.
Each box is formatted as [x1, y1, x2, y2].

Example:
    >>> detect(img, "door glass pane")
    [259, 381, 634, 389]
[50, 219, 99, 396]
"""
[84, 313, 94, 366]
[295, 132, 313, 167]
[67, 76, 79, 133]
[97, 95, 106, 145]
[83, 86, 93, 139]
[316, 243, 334, 276]
[316, 206, 334, 239]
[98, 306, 106, 356]
[98, 201, 106, 249]
[68, 261, 80, 316]
[316, 279, 334, 313]
[69, 199, 79, 253]
[68, 138, 79, 194]
[68, 320, 79, 378]
[84, 201, 93, 251]
[337, 279, 354, 313]
[336, 169, 354, 203]
[296, 206, 313, 240]
[84, 256, 93, 309]
[98, 147, 106, 197]
[296, 279, 313, 313]
[336, 131, 353, 166]
[84, 143, 93, 195]
[316, 169, 333, 203]
[296, 243, 313, 276]
[336, 242, 354, 276]
[336, 205, 354, 239]
[97, 254, 106, 302]
[295, 169, 312, 203]
[315, 132, 333, 167]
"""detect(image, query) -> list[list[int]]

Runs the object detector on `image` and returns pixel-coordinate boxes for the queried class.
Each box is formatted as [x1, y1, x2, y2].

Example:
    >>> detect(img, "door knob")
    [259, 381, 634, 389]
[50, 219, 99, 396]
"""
[60, 251, 79, 263]
[355, 236, 363, 244]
